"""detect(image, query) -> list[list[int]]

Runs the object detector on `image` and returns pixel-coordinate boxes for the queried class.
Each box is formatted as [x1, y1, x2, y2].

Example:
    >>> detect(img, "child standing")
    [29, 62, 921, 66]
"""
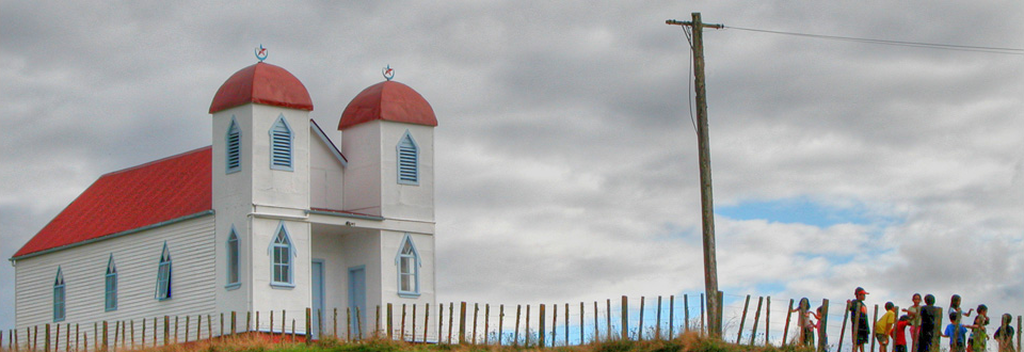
[892, 315, 911, 352]
[791, 298, 816, 347]
[950, 295, 974, 323]
[850, 287, 871, 352]
[876, 302, 897, 352]
[966, 305, 989, 352]
[945, 312, 969, 352]
[994, 313, 1016, 352]
[904, 293, 923, 352]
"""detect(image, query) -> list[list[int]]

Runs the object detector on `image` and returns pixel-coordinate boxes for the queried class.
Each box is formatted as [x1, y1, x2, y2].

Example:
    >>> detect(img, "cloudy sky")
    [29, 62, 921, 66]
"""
[2, 1, 1022, 342]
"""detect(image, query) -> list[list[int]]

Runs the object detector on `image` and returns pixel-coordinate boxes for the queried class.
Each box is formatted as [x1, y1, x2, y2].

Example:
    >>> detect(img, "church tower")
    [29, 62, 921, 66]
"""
[208, 59, 314, 318]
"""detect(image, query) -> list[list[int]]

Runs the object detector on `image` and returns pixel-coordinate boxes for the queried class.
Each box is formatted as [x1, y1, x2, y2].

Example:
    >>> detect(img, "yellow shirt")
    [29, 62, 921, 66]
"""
[875, 310, 897, 334]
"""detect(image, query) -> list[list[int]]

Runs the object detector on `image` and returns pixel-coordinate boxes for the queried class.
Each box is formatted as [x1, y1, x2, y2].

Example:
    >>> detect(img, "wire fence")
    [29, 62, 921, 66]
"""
[4, 293, 1021, 352]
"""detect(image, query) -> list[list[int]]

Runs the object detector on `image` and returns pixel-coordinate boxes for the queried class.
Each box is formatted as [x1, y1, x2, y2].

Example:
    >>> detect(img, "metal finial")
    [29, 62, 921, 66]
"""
[255, 44, 268, 62]
[382, 65, 395, 81]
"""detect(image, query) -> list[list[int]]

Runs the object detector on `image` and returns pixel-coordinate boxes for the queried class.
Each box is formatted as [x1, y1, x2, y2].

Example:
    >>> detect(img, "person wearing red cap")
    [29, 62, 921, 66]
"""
[850, 287, 871, 352]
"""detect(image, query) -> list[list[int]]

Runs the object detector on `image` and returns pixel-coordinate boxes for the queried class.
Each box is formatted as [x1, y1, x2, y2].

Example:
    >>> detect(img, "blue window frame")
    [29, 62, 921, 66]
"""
[226, 117, 241, 174]
[226, 227, 240, 289]
[396, 131, 419, 185]
[156, 242, 172, 300]
[105, 255, 117, 311]
[395, 234, 421, 297]
[53, 267, 65, 322]
[269, 115, 293, 171]
[270, 222, 295, 288]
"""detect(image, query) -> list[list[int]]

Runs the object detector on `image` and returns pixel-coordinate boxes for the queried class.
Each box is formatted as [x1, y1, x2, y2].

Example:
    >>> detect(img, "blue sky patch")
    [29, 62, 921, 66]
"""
[717, 197, 878, 228]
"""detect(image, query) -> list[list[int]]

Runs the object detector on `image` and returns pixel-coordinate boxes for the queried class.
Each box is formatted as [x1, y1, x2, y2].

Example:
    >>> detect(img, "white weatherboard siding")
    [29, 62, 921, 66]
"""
[342, 121, 382, 216]
[13, 215, 216, 348]
[379, 230, 435, 339]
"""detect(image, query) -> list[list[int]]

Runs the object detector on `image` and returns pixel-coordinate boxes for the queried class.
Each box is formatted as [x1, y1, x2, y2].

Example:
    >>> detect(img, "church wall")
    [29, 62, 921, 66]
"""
[341, 122, 382, 216]
[310, 125, 345, 211]
[14, 215, 216, 346]
[380, 122, 434, 222]
[341, 230, 382, 335]
[212, 105, 256, 319]
[249, 217, 311, 333]
[250, 104, 311, 211]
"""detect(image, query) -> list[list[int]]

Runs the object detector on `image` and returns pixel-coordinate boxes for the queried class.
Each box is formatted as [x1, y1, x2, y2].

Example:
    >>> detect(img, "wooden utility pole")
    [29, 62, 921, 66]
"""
[666, 12, 724, 338]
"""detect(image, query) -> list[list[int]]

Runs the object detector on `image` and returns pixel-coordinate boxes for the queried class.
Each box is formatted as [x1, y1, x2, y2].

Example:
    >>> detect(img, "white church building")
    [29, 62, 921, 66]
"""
[10, 58, 438, 342]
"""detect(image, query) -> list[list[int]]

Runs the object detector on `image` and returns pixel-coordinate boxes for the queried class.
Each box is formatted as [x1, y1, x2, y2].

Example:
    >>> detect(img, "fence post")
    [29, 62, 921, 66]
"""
[669, 296, 674, 339]
[233, 311, 238, 336]
[700, 294, 705, 335]
[281, 310, 286, 339]
[46, 323, 52, 352]
[423, 304, 429, 343]
[387, 303, 393, 340]
[269, 311, 274, 334]
[606, 299, 612, 340]
[766, 297, 771, 345]
[185, 316, 190, 343]
[459, 302, 467, 344]
[256, 311, 260, 334]
[56, 323, 61, 352]
[356, 307, 364, 340]
[684, 294, 690, 333]
[247, 311, 252, 333]
[621, 296, 629, 340]
[839, 301, 850, 352]
[750, 296, 763, 346]
[412, 305, 418, 343]
[401, 304, 407, 341]
[595, 301, 600, 342]
[525, 305, 531, 347]
[103, 321, 109, 351]
[447, 303, 454, 344]
[551, 304, 557, 347]
[639, 296, 645, 340]
[305, 308, 311, 343]
[483, 304, 489, 345]
[657, 296, 663, 340]
[817, 299, 830, 352]
[871, 304, 879, 352]
[472, 303, 478, 344]
[498, 304, 505, 346]
[782, 298, 794, 346]
[539, 304, 546, 347]
[737, 295, 751, 344]
[514, 305, 521, 346]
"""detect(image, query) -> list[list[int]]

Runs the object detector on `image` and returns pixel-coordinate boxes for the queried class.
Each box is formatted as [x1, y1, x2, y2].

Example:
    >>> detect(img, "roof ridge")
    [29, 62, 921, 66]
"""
[102, 146, 212, 177]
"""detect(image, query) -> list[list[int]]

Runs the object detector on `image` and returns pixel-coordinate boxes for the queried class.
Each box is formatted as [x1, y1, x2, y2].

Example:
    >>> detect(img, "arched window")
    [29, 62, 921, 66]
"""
[269, 115, 293, 171]
[270, 222, 295, 287]
[395, 234, 421, 297]
[105, 255, 117, 311]
[156, 242, 172, 300]
[227, 227, 240, 289]
[396, 131, 419, 185]
[226, 117, 241, 174]
[53, 267, 65, 322]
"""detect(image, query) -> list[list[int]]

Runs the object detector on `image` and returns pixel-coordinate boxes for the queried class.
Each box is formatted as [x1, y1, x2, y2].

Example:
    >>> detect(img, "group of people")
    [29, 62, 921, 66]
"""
[791, 288, 1017, 352]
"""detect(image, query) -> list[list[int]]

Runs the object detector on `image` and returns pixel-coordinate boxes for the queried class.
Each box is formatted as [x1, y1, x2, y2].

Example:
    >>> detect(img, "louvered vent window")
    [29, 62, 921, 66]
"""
[397, 132, 419, 185]
[270, 116, 293, 171]
[226, 119, 241, 173]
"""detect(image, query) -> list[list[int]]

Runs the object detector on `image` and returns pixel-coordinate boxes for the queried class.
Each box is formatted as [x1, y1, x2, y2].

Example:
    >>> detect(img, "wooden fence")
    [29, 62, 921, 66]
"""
[3, 294, 1021, 352]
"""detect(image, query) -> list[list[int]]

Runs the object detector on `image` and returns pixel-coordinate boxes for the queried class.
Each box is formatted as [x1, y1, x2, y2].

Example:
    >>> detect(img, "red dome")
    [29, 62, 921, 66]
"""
[338, 81, 437, 130]
[209, 62, 313, 114]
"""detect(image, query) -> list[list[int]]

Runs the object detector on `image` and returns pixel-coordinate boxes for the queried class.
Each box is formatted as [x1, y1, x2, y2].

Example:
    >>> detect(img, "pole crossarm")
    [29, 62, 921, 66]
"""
[665, 19, 724, 29]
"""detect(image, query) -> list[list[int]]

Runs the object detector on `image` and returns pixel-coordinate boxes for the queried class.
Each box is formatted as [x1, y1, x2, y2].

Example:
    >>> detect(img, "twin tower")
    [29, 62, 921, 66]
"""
[208, 61, 438, 336]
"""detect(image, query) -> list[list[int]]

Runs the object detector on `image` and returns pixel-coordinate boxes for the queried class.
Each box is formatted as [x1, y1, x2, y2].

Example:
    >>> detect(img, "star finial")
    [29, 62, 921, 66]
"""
[382, 65, 395, 81]
[255, 44, 268, 62]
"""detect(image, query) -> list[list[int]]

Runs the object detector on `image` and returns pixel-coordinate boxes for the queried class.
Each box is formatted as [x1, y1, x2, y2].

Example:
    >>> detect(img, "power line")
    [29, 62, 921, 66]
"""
[722, 25, 1024, 55]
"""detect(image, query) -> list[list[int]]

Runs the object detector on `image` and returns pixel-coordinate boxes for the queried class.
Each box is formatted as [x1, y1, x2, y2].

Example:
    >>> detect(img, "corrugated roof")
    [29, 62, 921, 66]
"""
[12, 147, 213, 259]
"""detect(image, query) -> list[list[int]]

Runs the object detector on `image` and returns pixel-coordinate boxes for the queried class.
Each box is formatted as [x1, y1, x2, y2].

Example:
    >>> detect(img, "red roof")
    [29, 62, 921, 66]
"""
[13, 147, 213, 258]
[209, 62, 314, 114]
[338, 81, 437, 130]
